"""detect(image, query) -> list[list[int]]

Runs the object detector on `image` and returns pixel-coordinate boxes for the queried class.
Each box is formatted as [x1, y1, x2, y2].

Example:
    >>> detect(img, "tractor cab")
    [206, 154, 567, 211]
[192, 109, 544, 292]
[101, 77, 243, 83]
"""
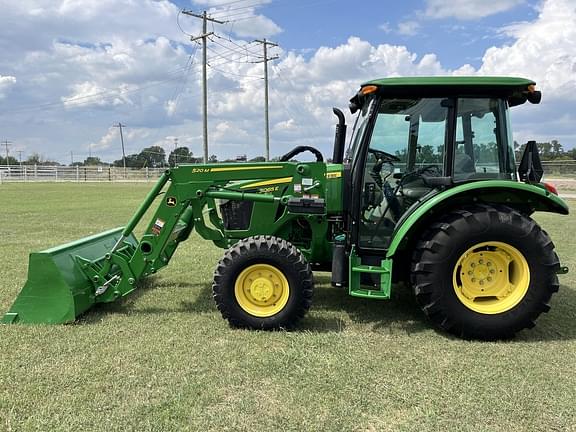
[342, 77, 542, 251]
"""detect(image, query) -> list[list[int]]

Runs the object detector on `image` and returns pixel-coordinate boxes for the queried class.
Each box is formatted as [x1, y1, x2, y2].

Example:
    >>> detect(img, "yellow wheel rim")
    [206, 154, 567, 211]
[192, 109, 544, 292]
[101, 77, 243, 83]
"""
[452, 241, 530, 314]
[234, 264, 290, 317]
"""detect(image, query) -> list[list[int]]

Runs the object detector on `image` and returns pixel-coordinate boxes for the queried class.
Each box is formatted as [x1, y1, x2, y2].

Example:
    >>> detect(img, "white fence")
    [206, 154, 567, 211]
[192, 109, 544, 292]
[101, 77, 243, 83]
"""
[1, 160, 575, 183]
[0, 165, 165, 182]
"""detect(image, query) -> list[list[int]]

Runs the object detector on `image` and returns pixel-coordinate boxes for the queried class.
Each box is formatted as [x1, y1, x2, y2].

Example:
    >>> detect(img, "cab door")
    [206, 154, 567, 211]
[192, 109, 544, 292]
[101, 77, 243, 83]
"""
[350, 97, 451, 252]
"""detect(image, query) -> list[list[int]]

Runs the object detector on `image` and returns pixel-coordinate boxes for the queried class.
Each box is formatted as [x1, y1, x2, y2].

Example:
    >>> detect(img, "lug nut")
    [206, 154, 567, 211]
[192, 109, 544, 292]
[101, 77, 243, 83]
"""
[471, 278, 476, 282]
[487, 277, 492, 282]
[479, 280, 484, 285]
[479, 259, 484, 264]
[487, 262, 492, 267]
[490, 269, 495, 274]
[468, 271, 473, 276]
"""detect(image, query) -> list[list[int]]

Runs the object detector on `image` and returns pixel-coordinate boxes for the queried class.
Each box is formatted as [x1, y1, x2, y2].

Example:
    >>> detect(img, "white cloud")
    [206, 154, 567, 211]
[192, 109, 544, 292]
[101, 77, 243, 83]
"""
[379, 22, 392, 33]
[397, 21, 420, 36]
[61, 81, 135, 108]
[88, 127, 118, 151]
[0, 75, 17, 98]
[165, 99, 179, 117]
[274, 118, 296, 131]
[425, 0, 525, 20]
[228, 15, 282, 38]
[460, 0, 576, 146]
[424, 0, 524, 20]
[478, 0, 576, 91]
[193, 0, 271, 6]
[187, 0, 281, 38]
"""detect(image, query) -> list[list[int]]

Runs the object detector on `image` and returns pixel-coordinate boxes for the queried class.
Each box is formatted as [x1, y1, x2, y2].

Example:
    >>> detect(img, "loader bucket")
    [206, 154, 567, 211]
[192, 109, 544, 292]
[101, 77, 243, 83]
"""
[2, 227, 137, 324]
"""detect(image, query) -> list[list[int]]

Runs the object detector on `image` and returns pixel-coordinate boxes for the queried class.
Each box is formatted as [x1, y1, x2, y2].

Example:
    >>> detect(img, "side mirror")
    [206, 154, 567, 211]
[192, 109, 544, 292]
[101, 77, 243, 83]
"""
[527, 90, 542, 104]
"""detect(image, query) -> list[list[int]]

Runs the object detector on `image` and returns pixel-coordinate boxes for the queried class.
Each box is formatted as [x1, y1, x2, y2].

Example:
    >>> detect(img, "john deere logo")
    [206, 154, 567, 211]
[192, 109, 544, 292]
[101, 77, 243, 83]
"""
[166, 196, 177, 207]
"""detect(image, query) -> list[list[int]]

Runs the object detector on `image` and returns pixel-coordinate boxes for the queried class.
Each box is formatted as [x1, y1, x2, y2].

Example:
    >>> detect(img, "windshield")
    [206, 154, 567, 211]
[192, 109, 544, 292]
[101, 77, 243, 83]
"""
[372, 98, 447, 173]
[345, 97, 375, 163]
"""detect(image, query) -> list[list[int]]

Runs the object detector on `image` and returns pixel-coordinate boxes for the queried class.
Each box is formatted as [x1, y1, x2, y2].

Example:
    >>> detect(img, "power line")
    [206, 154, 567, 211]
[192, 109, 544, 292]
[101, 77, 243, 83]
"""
[212, 33, 263, 57]
[167, 45, 200, 117]
[225, 0, 340, 23]
[176, 9, 195, 37]
[207, 43, 261, 64]
[4, 64, 194, 115]
[205, 0, 264, 8]
[206, 63, 263, 79]
[209, 0, 270, 17]
[182, 10, 226, 163]
[211, 7, 268, 20]
[272, 63, 322, 130]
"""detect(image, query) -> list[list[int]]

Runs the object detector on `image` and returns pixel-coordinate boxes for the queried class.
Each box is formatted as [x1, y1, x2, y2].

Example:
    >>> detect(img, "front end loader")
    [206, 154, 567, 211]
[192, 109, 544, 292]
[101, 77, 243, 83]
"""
[3, 76, 570, 340]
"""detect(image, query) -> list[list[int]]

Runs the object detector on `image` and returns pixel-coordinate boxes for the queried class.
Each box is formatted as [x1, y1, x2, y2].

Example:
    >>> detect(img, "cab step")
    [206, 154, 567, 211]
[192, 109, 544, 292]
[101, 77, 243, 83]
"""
[349, 250, 392, 299]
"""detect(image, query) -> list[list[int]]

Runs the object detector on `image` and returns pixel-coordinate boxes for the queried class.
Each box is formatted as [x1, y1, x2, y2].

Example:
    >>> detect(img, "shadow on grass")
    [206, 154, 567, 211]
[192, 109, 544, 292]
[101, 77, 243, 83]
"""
[514, 283, 576, 342]
[296, 275, 429, 335]
[78, 276, 164, 324]
[80, 274, 576, 341]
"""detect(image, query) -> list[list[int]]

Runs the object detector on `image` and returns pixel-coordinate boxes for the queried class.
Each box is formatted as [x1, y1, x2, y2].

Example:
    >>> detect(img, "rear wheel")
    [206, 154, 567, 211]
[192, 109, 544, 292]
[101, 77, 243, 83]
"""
[213, 236, 313, 329]
[411, 205, 560, 340]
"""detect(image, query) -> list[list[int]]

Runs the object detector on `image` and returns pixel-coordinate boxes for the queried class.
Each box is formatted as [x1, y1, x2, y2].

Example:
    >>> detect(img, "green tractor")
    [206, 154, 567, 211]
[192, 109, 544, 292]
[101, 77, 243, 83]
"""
[3, 76, 569, 339]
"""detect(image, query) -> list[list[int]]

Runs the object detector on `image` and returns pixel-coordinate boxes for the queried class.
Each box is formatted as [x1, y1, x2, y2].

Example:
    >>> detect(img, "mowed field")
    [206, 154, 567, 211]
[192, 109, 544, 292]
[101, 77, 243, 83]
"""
[0, 183, 575, 432]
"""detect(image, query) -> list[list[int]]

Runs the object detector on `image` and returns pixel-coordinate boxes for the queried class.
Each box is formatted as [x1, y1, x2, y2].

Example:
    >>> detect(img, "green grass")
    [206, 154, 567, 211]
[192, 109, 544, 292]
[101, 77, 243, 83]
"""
[1, 183, 575, 432]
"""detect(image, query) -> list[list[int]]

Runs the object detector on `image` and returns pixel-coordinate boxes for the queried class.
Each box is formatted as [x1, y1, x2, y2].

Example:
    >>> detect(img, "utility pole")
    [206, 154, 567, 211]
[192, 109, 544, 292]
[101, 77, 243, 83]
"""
[254, 39, 279, 161]
[173, 137, 179, 166]
[114, 123, 127, 178]
[18, 150, 24, 171]
[182, 10, 225, 163]
[70, 151, 74, 165]
[2, 140, 12, 164]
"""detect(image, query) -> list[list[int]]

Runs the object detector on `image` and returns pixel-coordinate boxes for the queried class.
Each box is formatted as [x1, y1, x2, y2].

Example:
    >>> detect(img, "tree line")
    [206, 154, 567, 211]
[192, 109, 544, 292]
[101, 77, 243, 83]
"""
[1, 140, 575, 166]
[0, 146, 267, 167]
[513, 140, 576, 161]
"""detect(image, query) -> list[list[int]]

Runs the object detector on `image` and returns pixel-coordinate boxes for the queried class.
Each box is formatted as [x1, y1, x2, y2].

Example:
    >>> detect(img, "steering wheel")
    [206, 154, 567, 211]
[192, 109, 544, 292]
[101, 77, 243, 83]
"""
[401, 164, 442, 185]
[414, 164, 441, 176]
[280, 146, 324, 162]
[368, 148, 401, 162]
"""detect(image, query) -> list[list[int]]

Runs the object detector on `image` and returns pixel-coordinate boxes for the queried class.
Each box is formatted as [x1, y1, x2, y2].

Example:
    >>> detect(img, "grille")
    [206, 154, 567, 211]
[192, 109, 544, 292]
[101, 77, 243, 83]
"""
[220, 200, 253, 230]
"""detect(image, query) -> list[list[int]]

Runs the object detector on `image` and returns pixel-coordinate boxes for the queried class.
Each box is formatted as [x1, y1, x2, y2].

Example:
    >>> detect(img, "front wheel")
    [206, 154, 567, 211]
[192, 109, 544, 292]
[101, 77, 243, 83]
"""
[213, 236, 313, 330]
[411, 205, 560, 340]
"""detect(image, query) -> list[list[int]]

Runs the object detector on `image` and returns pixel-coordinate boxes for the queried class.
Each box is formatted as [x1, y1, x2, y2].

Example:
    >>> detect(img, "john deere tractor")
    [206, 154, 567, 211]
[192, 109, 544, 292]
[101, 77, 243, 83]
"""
[3, 76, 569, 339]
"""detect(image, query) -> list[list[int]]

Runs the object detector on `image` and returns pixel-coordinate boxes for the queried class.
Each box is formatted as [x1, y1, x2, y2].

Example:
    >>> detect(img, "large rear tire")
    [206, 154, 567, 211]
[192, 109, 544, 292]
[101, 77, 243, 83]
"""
[411, 205, 560, 340]
[213, 236, 313, 330]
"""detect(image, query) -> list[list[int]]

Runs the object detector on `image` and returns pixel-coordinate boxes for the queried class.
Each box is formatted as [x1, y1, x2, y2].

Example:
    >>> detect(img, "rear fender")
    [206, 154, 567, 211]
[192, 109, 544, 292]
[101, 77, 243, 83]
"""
[386, 180, 569, 258]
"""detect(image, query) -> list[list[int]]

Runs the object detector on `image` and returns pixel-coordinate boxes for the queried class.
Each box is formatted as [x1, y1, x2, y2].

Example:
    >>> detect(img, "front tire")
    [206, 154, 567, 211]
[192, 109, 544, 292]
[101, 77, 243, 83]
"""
[411, 205, 560, 340]
[213, 236, 313, 330]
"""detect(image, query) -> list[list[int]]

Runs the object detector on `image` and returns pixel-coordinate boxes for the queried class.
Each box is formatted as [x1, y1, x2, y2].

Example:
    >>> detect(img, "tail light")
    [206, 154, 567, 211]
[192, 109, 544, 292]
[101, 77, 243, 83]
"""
[544, 182, 558, 195]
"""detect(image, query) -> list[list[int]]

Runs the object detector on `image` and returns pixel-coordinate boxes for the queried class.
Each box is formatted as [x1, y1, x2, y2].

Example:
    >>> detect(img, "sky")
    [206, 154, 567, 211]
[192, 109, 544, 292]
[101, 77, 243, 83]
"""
[0, 0, 575, 164]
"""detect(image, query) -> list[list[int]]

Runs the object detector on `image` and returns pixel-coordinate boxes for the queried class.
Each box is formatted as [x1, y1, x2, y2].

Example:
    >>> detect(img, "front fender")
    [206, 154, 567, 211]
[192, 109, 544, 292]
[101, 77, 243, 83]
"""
[387, 180, 569, 258]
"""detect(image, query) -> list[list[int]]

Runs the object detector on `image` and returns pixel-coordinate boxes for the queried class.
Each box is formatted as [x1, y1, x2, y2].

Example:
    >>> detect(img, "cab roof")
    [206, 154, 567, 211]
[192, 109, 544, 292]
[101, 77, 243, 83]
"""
[361, 76, 536, 98]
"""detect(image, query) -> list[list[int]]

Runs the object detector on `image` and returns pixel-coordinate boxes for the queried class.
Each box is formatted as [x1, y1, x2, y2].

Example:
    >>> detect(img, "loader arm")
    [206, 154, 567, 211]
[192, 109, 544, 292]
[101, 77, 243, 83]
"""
[90, 167, 288, 303]
[3, 162, 330, 323]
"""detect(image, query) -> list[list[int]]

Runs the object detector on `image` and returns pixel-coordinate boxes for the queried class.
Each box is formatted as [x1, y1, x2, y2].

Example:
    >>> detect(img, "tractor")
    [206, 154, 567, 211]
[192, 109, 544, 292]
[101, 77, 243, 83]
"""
[3, 76, 569, 340]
